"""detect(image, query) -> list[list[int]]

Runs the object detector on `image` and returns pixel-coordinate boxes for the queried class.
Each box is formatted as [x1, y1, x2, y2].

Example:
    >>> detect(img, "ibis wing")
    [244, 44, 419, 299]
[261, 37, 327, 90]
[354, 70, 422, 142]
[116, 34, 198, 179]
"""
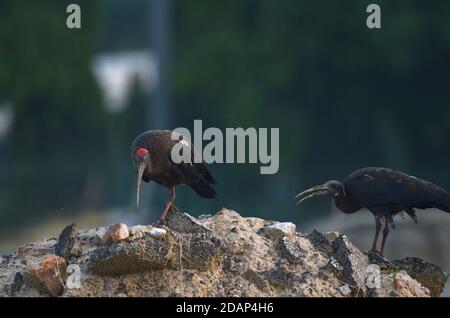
[410, 176, 450, 211]
[344, 167, 450, 209]
[166, 135, 217, 198]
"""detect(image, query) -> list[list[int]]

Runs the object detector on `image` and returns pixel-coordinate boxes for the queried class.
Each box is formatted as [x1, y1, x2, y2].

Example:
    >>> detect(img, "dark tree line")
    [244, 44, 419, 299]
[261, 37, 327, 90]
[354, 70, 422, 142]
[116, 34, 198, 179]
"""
[0, 0, 449, 230]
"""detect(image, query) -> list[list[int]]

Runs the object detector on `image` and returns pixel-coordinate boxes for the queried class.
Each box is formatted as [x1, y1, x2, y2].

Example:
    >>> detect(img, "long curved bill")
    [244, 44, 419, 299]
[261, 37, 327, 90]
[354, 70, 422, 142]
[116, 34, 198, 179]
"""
[136, 163, 146, 208]
[295, 184, 329, 205]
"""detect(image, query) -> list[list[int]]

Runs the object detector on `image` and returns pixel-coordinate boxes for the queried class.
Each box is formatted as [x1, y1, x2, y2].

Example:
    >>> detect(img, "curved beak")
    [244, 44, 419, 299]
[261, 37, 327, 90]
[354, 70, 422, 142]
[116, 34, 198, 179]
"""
[295, 184, 330, 205]
[136, 162, 146, 208]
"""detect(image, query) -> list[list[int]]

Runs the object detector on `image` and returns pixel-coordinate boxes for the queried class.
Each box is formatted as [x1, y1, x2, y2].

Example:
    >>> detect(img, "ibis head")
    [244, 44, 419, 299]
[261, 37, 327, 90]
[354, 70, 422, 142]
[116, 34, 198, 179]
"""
[295, 180, 343, 205]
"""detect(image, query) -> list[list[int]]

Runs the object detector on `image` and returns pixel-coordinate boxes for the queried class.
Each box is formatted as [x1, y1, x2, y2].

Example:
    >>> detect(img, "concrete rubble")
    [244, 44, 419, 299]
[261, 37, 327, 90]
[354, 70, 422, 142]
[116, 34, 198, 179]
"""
[0, 208, 446, 297]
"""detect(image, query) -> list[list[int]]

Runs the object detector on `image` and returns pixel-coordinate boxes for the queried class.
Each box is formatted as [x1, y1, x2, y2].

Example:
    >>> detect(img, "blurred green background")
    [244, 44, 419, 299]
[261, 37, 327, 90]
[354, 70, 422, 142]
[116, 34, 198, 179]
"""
[0, 1, 450, 286]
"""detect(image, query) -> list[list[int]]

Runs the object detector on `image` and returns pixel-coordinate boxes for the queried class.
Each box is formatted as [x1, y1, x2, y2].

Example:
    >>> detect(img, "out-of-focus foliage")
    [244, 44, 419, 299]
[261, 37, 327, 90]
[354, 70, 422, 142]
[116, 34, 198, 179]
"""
[172, 0, 450, 217]
[0, 1, 108, 228]
[173, 0, 450, 174]
[0, 0, 450, 230]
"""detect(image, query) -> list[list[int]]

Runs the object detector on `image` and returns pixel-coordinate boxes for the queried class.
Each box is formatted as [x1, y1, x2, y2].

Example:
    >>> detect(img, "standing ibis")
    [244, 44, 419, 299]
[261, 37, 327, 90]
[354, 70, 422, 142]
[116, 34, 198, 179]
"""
[130, 130, 217, 225]
[295, 167, 450, 255]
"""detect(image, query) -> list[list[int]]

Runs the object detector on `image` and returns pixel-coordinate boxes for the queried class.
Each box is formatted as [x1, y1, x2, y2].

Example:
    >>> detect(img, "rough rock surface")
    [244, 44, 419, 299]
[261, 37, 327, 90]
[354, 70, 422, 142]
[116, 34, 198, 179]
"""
[23, 255, 67, 297]
[0, 209, 446, 297]
[391, 257, 446, 297]
[54, 223, 77, 260]
[394, 271, 430, 297]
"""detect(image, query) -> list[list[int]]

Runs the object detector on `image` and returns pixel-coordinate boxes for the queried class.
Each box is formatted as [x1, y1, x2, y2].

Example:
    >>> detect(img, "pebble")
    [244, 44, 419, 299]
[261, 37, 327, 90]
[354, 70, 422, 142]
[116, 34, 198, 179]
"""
[102, 223, 129, 244]
[149, 227, 167, 237]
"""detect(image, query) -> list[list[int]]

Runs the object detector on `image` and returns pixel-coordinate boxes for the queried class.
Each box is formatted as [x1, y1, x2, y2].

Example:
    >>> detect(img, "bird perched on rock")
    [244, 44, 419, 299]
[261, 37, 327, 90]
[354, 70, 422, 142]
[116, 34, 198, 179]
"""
[130, 130, 217, 225]
[295, 167, 450, 255]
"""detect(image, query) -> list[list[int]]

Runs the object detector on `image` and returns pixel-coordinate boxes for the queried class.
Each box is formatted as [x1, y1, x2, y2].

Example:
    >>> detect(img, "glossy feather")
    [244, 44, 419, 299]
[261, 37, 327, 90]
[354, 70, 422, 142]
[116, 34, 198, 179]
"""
[130, 130, 217, 198]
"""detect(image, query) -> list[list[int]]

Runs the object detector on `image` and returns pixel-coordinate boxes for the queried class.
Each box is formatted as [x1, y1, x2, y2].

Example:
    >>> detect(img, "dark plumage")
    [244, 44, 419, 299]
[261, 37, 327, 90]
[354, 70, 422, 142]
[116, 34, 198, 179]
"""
[130, 130, 217, 224]
[296, 167, 450, 255]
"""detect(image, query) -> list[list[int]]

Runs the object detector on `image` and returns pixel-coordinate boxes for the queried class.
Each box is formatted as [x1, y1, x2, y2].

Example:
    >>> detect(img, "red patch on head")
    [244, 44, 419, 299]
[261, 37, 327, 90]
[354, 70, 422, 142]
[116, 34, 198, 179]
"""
[136, 148, 149, 158]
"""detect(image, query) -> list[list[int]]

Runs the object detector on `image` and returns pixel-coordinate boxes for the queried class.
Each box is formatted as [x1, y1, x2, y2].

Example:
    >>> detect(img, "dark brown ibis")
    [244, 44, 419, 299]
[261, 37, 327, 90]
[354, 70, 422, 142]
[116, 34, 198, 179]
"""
[130, 130, 217, 225]
[295, 167, 450, 255]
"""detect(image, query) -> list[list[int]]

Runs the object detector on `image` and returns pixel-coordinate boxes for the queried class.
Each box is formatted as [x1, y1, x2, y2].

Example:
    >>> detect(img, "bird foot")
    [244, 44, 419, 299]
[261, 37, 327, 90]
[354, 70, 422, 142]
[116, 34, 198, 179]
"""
[368, 248, 384, 257]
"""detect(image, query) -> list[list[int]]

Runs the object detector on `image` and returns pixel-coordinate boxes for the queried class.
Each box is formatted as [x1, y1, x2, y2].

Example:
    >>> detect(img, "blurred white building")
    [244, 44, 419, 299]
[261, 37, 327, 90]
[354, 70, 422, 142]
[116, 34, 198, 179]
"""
[92, 51, 157, 113]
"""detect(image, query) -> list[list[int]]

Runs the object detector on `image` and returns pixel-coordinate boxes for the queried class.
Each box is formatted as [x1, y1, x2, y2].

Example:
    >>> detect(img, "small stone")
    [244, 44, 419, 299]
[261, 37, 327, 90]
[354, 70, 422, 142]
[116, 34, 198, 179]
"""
[149, 227, 167, 238]
[394, 271, 430, 297]
[23, 255, 67, 297]
[102, 223, 129, 244]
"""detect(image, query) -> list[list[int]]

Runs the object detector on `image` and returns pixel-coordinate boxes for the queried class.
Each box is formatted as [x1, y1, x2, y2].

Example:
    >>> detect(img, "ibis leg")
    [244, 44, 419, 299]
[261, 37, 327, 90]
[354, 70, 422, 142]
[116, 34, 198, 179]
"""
[371, 216, 382, 252]
[380, 218, 390, 256]
[156, 187, 176, 225]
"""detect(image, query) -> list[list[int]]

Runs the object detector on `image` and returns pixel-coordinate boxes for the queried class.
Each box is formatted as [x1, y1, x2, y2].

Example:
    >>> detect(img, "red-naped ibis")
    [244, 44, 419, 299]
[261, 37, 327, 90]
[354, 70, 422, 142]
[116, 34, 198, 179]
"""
[131, 130, 217, 225]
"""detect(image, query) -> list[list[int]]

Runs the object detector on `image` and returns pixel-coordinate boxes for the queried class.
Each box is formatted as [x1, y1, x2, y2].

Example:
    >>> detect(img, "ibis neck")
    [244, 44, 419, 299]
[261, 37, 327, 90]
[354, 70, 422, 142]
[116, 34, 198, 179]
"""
[333, 192, 362, 214]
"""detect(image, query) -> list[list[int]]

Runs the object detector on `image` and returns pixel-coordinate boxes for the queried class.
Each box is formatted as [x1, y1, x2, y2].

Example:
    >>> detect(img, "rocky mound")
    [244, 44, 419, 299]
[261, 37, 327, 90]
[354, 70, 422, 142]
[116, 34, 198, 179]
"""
[0, 208, 446, 297]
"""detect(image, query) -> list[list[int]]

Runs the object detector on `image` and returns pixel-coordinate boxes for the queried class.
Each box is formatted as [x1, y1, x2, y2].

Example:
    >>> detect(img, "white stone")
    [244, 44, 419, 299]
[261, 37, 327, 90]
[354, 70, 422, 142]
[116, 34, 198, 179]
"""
[149, 228, 167, 238]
